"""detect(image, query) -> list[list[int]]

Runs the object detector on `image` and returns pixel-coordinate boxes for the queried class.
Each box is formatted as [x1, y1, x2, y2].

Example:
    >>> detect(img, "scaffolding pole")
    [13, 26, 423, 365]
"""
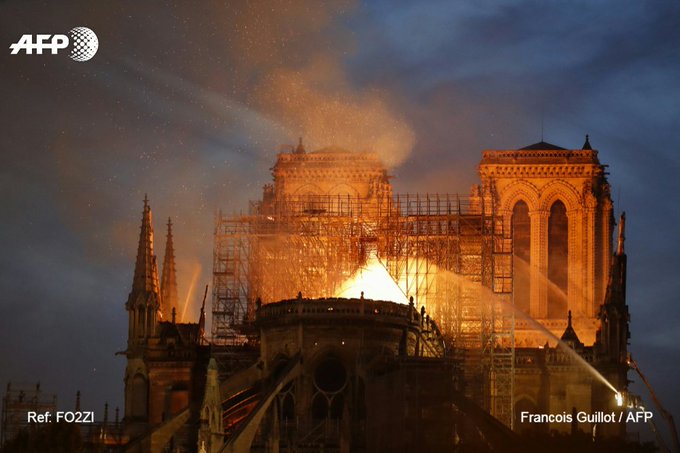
[211, 192, 515, 425]
[1, 382, 57, 446]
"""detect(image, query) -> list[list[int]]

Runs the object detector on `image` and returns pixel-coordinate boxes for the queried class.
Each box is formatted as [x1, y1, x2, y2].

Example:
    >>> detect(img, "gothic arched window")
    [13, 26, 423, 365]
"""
[548, 201, 568, 318]
[311, 393, 328, 420]
[311, 356, 347, 421]
[512, 201, 531, 314]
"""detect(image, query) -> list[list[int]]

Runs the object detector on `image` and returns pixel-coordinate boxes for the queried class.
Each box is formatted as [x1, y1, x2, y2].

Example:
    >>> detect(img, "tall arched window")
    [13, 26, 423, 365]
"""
[311, 394, 328, 420]
[548, 201, 568, 318]
[512, 201, 531, 314]
[281, 393, 295, 420]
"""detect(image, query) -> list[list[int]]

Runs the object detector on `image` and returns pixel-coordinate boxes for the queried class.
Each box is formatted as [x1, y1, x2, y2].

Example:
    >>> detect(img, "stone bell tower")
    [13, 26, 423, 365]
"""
[124, 195, 162, 429]
[478, 136, 613, 346]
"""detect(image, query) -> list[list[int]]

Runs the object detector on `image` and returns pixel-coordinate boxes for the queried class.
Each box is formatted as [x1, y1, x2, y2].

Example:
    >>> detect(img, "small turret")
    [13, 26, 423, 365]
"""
[582, 134, 593, 150]
[560, 310, 583, 349]
[294, 137, 306, 154]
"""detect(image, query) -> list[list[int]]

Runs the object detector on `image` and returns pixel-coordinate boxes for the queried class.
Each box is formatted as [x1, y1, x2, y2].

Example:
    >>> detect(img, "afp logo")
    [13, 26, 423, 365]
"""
[9, 27, 99, 62]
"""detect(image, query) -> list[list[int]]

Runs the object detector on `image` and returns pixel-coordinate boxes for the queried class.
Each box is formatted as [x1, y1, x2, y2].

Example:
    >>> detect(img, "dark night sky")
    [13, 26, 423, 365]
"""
[1, 0, 679, 438]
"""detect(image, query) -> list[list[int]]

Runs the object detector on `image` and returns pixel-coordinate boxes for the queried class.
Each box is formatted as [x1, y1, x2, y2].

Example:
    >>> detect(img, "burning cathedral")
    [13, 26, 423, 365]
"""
[119, 137, 631, 452]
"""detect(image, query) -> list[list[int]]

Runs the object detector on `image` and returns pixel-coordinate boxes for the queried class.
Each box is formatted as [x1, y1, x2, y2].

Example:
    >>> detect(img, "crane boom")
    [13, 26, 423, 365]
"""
[628, 355, 680, 453]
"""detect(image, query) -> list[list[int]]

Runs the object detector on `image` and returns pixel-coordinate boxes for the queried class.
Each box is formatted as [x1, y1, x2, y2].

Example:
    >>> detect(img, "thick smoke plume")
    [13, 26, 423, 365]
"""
[254, 58, 415, 167]
[224, 0, 416, 167]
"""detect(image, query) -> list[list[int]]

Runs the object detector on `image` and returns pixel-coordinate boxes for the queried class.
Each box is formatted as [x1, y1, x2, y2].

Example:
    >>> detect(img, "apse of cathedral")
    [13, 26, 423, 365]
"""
[119, 138, 631, 452]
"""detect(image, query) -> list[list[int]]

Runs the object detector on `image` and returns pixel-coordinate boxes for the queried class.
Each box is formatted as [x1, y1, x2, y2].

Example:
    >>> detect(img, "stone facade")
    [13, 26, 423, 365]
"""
[119, 138, 629, 451]
[478, 140, 613, 346]
[262, 141, 392, 214]
[200, 296, 517, 452]
[123, 198, 210, 452]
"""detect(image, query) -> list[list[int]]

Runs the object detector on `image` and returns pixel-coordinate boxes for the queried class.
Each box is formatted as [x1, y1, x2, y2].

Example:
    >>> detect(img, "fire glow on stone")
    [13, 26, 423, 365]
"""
[335, 256, 408, 304]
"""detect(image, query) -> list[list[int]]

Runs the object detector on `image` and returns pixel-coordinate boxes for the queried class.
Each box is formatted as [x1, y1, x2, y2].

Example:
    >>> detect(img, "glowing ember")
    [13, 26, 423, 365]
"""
[335, 256, 408, 304]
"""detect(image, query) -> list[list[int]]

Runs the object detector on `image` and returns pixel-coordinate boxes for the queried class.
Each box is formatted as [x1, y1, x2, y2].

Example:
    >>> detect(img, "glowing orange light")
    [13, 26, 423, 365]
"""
[335, 256, 408, 304]
[180, 262, 202, 322]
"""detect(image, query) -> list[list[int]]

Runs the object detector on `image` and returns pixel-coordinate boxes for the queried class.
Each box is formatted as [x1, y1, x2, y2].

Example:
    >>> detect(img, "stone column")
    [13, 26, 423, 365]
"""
[583, 193, 598, 317]
[529, 210, 549, 318]
[568, 207, 586, 318]
[600, 197, 613, 307]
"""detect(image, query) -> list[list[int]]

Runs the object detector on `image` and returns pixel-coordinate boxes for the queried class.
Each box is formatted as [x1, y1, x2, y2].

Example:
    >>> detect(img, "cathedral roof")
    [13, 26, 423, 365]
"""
[519, 141, 566, 151]
[310, 145, 355, 154]
[159, 321, 201, 345]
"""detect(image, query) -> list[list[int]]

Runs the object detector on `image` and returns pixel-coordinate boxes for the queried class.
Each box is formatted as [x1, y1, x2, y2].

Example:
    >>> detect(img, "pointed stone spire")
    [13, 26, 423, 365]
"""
[604, 211, 628, 307]
[582, 134, 592, 150]
[126, 195, 161, 341]
[616, 212, 625, 256]
[598, 211, 629, 361]
[131, 195, 160, 295]
[161, 217, 179, 320]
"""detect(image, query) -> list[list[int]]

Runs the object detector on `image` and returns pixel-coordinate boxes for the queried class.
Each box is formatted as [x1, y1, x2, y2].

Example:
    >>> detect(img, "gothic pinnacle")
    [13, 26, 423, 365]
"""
[617, 212, 626, 256]
[295, 136, 306, 154]
[132, 195, 160, 295]
[582, 134, 593, 150]
[161, 217, 179, 321]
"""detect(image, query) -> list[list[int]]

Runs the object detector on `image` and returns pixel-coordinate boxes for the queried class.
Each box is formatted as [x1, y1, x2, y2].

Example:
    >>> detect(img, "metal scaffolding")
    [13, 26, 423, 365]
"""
[1, 382, 57, 446]
[212, 192, 514, 425]
[212, 216, 250, 345]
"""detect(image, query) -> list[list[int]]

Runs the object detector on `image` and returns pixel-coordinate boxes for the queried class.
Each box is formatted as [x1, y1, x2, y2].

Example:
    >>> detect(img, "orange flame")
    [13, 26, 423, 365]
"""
[335, 256, 408, 304]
